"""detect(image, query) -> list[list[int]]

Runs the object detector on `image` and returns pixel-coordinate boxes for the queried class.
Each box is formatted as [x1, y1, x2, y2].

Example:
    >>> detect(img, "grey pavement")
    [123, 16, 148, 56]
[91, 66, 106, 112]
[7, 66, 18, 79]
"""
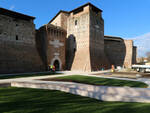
[0, 70, 150, 86]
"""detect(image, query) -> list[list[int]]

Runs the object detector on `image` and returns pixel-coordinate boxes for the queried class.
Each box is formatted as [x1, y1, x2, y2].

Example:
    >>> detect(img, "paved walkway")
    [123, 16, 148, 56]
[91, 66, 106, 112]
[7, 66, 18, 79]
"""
[0, 70, 110, 83]
[0, 70, 150, 86]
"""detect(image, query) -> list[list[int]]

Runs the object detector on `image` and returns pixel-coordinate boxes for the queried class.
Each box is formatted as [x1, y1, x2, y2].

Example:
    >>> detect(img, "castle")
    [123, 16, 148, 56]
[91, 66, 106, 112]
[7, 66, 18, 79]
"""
[0, 3, 137, 74]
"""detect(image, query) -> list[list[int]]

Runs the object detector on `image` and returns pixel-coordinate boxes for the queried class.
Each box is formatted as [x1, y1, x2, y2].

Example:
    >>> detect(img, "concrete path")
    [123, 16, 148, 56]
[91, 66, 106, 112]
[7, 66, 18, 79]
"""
[0, 70, 149, 86]
[0, 74, 68, 84]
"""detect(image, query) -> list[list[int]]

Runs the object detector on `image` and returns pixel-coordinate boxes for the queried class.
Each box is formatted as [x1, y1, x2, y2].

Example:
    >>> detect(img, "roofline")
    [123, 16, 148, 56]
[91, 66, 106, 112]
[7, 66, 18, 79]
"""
[104, 35, 124, 41]
[104, 35, 122, 39]
[0, 7, 35, 20]
[49, 10, 69, 24]
[70, 2, 102, 13]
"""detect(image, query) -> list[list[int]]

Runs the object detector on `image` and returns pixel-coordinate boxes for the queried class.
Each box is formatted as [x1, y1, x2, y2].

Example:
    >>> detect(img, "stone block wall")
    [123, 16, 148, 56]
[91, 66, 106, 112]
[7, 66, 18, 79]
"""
[0, 14, 44, 74]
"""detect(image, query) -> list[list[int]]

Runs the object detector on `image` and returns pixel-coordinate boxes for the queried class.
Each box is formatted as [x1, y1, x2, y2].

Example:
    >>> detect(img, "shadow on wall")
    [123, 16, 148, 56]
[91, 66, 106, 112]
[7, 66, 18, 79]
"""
[66, 34, 77, 70]
[89, 38, 111, 71]
[104, 38, 126, 68]
[35, 27, 48, 71]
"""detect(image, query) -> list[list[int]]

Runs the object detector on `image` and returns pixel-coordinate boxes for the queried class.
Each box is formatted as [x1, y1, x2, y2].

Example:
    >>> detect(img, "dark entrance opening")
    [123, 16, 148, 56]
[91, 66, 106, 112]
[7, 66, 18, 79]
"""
[54, 60, 60, 71]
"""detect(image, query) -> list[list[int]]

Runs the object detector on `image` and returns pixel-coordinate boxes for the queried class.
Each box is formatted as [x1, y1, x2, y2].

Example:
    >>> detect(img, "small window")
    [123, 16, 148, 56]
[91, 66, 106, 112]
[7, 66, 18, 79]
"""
[74, 48, 76, 53]
[54, 30, 56, 35]
[51, 29, 53, 35]
[0, 29, 2, 35]
[57, 31, 59, 36]
[73, 37, 75, 42]
[16, 35, 18, 40]
[75, 20, 77, 26]
[4, 32, 7, 35]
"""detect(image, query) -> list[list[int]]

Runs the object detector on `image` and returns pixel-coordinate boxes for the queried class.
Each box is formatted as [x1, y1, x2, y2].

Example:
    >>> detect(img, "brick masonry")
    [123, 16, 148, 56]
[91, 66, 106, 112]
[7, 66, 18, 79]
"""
[89, 7, 110, 70]
[104, 36, 137, 68]
[0, 13, 44, 74]
[0, 3, 137, 73]
[36, 24, 66, 71]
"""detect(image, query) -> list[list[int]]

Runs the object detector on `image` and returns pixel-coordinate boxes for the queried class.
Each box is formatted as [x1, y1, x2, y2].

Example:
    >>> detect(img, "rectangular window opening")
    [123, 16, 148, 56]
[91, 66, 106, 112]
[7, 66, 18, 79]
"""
[16, 35, 18, 40]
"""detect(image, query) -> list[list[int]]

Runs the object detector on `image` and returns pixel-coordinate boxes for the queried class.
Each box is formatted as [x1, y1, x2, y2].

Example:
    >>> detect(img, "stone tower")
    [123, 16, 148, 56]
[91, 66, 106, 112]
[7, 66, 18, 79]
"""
[66, 3, 110, 71]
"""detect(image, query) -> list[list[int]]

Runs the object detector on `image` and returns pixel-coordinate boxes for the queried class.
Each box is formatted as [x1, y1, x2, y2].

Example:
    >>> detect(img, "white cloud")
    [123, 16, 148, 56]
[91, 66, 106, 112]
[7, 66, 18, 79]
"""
[9, 5, 15, 10]
[130, 32, 150, 57]
[131, 32, 150, 41]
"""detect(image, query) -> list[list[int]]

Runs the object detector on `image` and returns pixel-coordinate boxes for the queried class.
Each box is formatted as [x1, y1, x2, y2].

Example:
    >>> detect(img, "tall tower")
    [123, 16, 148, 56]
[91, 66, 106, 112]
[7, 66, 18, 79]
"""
[66, 3, 110, 71]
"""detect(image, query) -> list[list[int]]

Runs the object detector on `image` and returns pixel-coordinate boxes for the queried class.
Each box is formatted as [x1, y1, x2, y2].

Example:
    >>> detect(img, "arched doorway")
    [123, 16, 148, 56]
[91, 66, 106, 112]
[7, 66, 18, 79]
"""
[54, 60, 60, 71]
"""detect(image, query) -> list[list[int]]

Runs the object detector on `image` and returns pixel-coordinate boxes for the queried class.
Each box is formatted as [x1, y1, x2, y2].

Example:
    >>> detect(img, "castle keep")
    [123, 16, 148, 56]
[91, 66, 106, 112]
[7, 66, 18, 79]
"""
[0, 3, 137, 74]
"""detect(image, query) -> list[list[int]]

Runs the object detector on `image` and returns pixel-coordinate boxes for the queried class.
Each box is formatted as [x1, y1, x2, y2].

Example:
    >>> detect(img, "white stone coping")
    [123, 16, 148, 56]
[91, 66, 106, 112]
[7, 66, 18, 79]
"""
[11, 80, 150, 103]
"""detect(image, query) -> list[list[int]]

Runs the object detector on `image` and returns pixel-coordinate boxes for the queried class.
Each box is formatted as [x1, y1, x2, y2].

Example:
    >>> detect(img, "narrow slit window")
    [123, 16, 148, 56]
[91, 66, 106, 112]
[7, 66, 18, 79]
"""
[75, 20, 78, 26]
[16, 35, 18, 40]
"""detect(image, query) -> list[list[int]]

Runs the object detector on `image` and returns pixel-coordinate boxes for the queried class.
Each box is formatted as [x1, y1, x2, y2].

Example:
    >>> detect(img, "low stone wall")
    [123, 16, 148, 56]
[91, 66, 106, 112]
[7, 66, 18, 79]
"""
[11, 81, 150, 103]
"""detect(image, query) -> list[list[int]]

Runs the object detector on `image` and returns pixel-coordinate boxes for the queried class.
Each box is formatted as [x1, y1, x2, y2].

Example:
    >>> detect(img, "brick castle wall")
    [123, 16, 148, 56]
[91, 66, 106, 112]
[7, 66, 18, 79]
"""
[36, 24, 66, 70]
[132, 46, 137, 64]
[66, 6, 91, 71]
[51, 12, 69, 30]
[89, 7, 110, 71]
[104, 37, 126, 67]
[0, 14, 44, 74]
[104, 36, 135, 68]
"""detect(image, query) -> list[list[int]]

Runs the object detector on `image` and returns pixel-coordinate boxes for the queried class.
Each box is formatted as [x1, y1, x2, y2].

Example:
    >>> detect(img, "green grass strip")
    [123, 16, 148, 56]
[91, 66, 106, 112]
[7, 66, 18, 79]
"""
[51, 75, 148, 88]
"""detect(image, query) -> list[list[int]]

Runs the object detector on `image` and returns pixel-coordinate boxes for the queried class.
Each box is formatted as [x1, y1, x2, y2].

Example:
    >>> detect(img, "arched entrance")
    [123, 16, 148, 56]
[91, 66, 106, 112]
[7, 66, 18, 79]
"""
[53, 60, 60, 71]
[51, 57, 62, 71]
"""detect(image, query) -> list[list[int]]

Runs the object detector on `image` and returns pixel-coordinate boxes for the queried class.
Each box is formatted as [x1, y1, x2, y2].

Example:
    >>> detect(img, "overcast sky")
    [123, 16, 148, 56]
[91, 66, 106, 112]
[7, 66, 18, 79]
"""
[0, 0, 150, 57]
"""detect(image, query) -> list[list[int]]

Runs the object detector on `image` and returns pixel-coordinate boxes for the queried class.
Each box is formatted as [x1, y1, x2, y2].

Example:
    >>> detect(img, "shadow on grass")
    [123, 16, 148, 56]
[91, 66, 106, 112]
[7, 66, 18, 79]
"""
[0, 72, 62, 79]
[0, 87, 150, 113]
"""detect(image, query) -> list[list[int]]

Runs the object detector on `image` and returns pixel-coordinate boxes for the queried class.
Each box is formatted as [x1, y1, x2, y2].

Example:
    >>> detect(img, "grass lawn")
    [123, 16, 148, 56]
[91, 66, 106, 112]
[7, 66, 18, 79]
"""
[42, 75, 148, 88]
[0, 87, 150, 113]
[0, 72, 61, 79]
